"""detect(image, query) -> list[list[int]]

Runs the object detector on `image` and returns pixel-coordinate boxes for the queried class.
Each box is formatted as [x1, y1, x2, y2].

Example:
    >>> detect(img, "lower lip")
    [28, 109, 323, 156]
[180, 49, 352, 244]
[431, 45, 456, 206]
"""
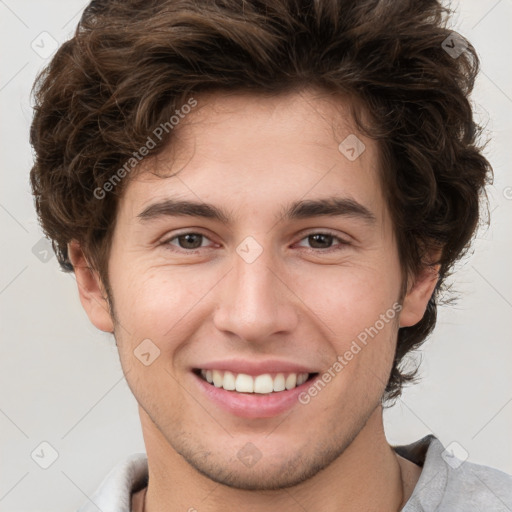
[192, 372, 319, 419]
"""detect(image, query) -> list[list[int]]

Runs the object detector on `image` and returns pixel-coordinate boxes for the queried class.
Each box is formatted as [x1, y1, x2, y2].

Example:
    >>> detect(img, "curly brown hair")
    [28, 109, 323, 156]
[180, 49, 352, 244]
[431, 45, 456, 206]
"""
[29, 0, 492, 403]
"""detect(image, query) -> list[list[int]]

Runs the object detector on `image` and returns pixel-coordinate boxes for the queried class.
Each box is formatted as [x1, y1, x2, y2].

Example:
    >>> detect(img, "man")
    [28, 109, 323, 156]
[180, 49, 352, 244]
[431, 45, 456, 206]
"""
[29, 0, 511, 510]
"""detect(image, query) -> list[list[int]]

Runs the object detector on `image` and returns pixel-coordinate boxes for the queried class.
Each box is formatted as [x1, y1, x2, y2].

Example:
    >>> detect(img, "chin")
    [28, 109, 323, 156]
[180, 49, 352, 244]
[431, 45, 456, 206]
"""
[174, 437, 347, 491]
[188, 459, 320, 491]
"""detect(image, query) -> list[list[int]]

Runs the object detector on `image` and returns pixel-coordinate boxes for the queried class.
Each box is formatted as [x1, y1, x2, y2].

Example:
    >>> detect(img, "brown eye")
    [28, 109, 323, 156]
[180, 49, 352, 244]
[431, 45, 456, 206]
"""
[307, 233, 334, 249]
[296, 232, 350, 252]
[164, 232, 212, 251]
[176, 233, 204, 249]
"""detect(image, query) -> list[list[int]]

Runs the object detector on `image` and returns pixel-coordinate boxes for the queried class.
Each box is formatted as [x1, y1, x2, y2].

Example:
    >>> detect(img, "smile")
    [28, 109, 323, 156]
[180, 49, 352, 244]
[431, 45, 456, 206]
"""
[195, 369, 317, 394]
[191, 360, 322, 418]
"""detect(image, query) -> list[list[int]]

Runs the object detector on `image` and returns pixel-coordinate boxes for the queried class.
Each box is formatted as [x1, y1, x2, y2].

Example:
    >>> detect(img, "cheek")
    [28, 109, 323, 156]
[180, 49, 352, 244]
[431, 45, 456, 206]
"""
[109, 265, 220, 370]
[301, 261, 401, 325]
[300, 264, 401, 378]
[111, 267, 192, 329]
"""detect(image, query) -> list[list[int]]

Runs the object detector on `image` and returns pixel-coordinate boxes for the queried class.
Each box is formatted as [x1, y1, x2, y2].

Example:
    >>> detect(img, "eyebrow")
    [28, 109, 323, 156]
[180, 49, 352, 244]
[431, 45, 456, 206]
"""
[137, 196, 376, 225]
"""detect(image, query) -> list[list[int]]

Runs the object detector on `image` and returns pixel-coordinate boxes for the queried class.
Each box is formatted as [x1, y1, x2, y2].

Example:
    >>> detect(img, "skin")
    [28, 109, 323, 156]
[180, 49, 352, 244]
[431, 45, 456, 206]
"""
[69, 89, 438, 511]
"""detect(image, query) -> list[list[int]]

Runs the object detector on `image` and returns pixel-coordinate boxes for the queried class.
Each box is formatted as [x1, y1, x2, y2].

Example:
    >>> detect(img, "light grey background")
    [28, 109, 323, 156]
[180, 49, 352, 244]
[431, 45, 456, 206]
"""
[1, 1, 511, 510]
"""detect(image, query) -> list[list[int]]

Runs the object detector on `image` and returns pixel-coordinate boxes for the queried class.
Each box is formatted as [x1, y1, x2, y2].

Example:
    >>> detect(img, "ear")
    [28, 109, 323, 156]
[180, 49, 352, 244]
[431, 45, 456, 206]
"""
[68, 240, 114, 333]
[399, 255, 441, 328]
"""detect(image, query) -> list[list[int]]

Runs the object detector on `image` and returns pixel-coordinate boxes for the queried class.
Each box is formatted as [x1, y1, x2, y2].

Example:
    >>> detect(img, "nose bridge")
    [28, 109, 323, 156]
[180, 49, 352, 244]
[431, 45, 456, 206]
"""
[213, 243, 297, 341]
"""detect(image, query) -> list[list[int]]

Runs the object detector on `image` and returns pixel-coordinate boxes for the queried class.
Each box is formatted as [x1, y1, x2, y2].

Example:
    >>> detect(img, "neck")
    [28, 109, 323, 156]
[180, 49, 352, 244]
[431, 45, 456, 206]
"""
[140, 406, 413, 512]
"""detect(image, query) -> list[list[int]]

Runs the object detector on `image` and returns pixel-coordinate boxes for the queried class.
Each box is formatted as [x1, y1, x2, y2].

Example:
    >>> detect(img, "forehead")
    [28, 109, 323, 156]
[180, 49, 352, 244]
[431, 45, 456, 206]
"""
[119, 89, 387, 224]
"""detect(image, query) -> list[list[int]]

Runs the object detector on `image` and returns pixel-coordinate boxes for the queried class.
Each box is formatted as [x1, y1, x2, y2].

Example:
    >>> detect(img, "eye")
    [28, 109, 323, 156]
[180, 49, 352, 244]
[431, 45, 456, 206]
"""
[163, 232, 214, 251]
[296, 232, 350, 252]
[160, 230, 350, 254]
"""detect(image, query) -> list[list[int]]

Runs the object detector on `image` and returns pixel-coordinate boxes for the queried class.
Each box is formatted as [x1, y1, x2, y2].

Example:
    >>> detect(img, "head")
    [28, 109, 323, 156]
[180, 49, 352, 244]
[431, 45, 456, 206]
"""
[30, 0, 491, 490]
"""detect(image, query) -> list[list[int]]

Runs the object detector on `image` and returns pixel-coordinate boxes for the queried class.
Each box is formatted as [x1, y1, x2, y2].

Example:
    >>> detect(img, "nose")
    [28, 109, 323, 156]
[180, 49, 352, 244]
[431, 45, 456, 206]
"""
[212, 245, 299, 343]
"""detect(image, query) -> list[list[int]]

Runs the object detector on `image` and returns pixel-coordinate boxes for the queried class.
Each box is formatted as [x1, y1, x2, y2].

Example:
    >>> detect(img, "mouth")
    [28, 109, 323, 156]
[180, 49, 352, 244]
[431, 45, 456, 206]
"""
[193, 368, 319, 394]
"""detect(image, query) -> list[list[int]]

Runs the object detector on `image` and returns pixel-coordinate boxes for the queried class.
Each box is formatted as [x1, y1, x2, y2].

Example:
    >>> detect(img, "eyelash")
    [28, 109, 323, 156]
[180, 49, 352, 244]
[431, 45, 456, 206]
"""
[161, 230, 350, 254]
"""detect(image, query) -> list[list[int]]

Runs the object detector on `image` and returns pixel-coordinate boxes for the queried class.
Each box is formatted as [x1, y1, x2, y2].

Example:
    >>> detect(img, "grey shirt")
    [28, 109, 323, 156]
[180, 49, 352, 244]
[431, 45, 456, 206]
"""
[77, 435, 512, 511]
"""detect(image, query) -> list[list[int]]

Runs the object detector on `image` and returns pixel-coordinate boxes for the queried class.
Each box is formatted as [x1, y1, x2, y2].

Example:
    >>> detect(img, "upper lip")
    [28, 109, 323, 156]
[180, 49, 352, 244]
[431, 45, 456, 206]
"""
[192, 358, 319, 376]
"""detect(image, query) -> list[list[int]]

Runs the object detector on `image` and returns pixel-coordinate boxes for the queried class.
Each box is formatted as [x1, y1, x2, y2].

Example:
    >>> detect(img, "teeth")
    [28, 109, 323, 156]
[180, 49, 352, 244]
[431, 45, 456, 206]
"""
[285, 373, 297, 390]
[273, 373, 286, 392]
[223, 371, 236, 391]
[235, 373, 254, 393]
[199, 370, 310, 394]
[297, 373, 308, 386]
[254, 374, 274, 394]
[213, 370, 225, 387]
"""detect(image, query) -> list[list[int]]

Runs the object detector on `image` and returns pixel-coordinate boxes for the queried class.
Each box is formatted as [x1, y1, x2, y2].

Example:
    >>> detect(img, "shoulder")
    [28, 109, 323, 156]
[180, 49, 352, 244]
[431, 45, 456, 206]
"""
[76, 453, 148, 512]
[443, 457, 512, 510]
[396, 436, 512, 512]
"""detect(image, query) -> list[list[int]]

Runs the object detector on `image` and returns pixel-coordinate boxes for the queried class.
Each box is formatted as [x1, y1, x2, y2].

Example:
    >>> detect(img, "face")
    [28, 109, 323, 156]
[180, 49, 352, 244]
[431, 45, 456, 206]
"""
[75, 89, 433, 490]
